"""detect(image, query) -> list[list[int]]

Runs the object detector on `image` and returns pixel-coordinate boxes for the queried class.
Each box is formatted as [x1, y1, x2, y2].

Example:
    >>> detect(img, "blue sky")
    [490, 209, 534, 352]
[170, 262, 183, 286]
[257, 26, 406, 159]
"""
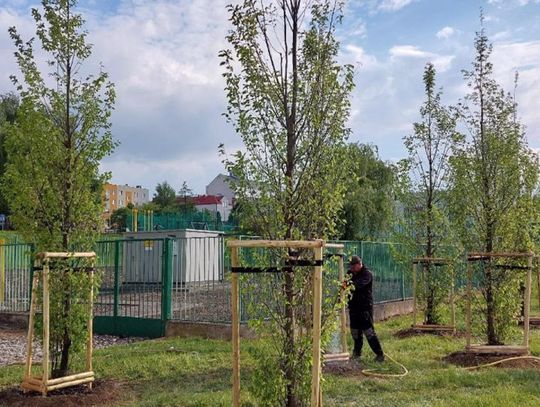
[0, 0, 539, 195]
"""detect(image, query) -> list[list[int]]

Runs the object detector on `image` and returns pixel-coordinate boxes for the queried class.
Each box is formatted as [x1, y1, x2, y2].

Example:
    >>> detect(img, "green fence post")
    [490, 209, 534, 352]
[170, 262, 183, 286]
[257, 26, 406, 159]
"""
[161, 239, 173, 327]
[401, 265, 405, 300]
[28, 243, 35, 312]
[113, 240, 120, 318]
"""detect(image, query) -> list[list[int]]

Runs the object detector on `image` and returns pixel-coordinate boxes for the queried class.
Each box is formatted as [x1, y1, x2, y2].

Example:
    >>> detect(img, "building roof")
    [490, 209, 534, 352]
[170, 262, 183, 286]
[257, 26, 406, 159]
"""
[193, 195, 224, 205]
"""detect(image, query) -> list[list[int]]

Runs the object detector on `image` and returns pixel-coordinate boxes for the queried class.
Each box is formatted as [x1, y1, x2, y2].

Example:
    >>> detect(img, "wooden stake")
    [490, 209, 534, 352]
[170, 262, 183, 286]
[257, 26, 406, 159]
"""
[0, 239, 5, 303]
[466, 261, 472, 349]
[36, 252, 96, 259]
[24, 271, 39, 381]
[42, 260, 50, 396]
[537, 257, 540, 312]
[21, 382, 43, 393]
[466, 345, 529, 355]
[46, 371, 94, 386]
[311, 246, 323, 407]
[227, 239, 325, 249]
[46, 376, 95, 392]
[86, 261, 94, 389]
[337, 248, 348, 355]
[524, 256, 532, 348]
[231, 246, 240, 407]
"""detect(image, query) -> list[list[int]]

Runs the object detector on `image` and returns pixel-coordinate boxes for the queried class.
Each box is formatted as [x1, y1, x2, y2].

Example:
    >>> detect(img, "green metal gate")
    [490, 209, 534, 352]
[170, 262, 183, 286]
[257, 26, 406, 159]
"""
[93, 238, 173, 338]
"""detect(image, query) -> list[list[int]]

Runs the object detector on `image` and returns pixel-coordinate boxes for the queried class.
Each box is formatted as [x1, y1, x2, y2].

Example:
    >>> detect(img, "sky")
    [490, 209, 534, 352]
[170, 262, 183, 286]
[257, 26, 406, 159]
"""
[0, 0, 539, 196]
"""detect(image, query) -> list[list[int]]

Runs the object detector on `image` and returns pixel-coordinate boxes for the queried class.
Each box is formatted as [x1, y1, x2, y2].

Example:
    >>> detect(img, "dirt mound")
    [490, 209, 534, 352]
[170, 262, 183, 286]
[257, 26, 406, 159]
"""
[443, 352, 540, 369]
[394, 327, 464, 339]
[0, 379, 127, 407]
[323, 358, 365, 378]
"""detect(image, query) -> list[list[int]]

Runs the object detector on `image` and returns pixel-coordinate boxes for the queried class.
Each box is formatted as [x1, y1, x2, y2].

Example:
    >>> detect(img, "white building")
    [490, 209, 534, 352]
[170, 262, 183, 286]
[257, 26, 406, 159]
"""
[205, 174, 236, 204]
[193, 195, 233, 221]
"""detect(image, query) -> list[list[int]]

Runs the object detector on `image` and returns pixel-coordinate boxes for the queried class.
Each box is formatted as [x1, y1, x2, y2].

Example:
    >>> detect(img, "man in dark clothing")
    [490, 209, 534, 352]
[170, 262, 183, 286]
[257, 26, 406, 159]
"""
[347, 255, 384, 362]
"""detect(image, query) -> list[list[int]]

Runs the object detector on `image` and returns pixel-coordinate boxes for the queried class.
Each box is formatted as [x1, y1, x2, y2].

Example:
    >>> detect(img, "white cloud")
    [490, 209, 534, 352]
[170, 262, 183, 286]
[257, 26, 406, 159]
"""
[342, 44, 379, 70]
[350, 22, 367, 38]
[390, 44, 429, 58]
[378, 0, 415, 12]
[484, 15, 500, 23]
[491, 41, 540, 145]
[0, 1, 238, 193]
[488, 0, 540, 5]
[389, 45, 455, 72]
[492, 30, 511, 41]
[436, 26, 455, 39]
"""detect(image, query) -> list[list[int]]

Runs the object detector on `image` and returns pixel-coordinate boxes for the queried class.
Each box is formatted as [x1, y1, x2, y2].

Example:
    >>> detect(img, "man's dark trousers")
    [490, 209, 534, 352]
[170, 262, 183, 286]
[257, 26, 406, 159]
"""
[350, 310, 383, 358]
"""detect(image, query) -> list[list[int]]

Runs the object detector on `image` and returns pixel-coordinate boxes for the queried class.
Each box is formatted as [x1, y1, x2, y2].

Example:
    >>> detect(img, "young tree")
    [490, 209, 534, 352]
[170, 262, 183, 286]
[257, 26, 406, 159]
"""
[109, 206, 129, 231]
[220, 1, 354, 405]
[0, 92, 20, 214]
[4, 0, 115, 376]
[178, 180, 194, 213]
[449, 19, 538, 345]
[340, 143, 395, 241]
[152, 181, 176, 210]
[396, 63, 458, 325]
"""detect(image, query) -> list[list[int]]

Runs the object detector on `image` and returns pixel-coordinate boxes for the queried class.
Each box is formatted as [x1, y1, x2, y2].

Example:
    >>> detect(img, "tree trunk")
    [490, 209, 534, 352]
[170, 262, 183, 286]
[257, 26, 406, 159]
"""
[485, 226, 500, 345]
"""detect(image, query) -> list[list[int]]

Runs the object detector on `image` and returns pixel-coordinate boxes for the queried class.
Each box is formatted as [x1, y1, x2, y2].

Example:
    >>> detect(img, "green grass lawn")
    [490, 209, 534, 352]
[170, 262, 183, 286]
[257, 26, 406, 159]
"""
[2, 312, 540, 406]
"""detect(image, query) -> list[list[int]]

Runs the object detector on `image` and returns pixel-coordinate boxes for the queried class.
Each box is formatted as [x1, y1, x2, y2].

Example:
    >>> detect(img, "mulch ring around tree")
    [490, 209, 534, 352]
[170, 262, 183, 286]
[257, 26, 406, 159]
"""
[323, 358, 365, 378]
[394, 327, 465, 339]
[443, 351, 540, 369]
[0, 379, 128, 407]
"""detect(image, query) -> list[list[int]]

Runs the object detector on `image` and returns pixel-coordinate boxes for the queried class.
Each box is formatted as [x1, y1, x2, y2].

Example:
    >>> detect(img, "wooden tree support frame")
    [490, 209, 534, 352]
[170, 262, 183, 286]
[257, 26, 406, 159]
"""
[465, 252, 534, 356]
[322, 243, 349, 363]
[411, 257, 456, 334]
[22, 252, 96, 396]
[228, 239, 326, 407]
[527, 256, 540, 327]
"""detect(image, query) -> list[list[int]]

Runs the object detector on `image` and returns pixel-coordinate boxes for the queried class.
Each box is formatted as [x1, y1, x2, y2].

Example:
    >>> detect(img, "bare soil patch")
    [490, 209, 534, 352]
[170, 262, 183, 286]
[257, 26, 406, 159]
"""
[0, 379, 127, 407]
[394, 327, 464, 339]
[443, 351, 540, 369]
[323, 359, 365, 378]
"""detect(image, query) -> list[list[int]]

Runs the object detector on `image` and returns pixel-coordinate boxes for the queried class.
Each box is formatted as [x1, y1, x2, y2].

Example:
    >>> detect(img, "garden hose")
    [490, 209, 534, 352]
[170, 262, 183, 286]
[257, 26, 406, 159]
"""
[361, 353, 409, 378]
[462, 355, 540, 371]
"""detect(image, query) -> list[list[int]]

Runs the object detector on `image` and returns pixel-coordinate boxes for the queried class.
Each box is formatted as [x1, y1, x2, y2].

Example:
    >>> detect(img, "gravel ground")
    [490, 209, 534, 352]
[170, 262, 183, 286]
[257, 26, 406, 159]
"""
[0, 328, 144, 367]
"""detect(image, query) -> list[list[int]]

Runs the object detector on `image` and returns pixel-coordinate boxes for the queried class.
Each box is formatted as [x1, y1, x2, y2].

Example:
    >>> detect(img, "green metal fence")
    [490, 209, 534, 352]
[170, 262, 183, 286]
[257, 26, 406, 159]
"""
[336, 241, 412, 302]
[126, 212, 238, 233]
[0, 243, 34, 312]
[1, 238, 413, 337]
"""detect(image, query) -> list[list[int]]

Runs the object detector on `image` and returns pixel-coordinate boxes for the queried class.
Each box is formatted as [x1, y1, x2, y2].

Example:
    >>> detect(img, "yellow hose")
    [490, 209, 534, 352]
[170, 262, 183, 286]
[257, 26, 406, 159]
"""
[361, 353, 409, 378]
[359, 354, 540, 378]
[462, 355, 540, 371]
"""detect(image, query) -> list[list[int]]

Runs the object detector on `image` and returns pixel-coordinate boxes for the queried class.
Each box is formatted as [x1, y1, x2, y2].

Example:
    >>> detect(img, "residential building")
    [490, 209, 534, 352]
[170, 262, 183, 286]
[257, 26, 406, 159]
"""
[103, 183, 149, 218]
[205, 173, 236, 204]
[193, 195, 232, 221]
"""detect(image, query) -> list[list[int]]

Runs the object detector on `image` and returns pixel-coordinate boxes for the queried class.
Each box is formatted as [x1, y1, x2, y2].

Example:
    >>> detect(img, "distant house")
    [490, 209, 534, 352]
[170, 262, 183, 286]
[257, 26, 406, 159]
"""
[193, 195, 232, 221]
[205, 174, 236, 204]
[103, 183, 149, 218]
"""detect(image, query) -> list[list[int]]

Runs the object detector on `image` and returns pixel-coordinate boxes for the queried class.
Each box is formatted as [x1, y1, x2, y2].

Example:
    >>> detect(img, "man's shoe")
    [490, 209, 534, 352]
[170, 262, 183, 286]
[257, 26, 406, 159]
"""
[374, 354, 385, 362]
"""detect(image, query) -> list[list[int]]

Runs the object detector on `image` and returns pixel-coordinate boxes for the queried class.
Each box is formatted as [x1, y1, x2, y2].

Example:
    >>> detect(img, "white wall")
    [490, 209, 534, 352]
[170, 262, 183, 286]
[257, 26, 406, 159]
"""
[205, 174, 235, 203]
